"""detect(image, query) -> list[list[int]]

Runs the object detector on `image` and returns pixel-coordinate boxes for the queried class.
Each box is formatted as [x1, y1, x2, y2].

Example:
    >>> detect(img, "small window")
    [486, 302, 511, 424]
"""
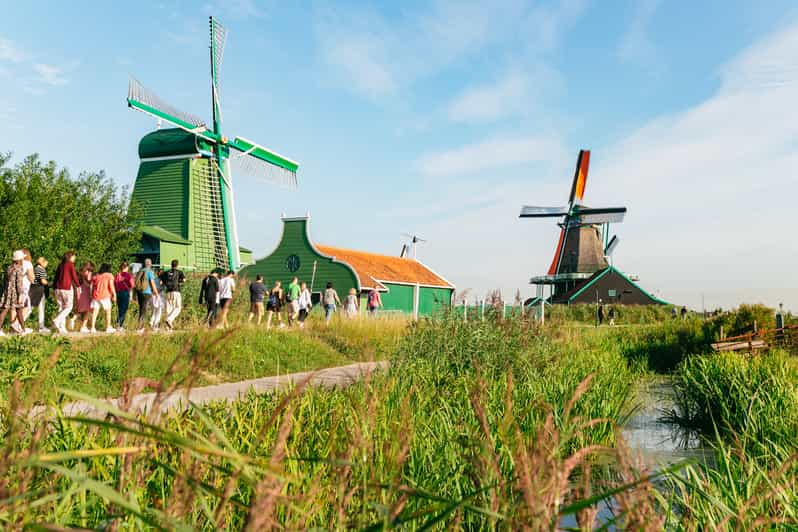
[608, 289, 617, 297]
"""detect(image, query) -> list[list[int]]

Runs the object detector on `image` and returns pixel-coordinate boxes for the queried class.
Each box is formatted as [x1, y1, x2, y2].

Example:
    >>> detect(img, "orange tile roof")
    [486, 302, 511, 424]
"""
[316, 245, 454, 290]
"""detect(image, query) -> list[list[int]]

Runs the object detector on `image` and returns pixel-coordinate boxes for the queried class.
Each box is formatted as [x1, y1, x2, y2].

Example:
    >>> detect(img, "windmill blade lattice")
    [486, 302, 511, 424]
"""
[128, 77, 207, 129]
[211, 18, 227, 86]
[230, 150, 298, 189]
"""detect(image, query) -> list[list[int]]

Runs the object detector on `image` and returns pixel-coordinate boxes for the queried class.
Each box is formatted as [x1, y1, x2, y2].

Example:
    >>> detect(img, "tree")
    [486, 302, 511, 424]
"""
[0, 153, 141, 268]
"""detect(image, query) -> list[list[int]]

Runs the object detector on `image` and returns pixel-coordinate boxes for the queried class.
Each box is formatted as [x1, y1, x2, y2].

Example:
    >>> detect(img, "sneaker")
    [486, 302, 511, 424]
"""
[105, 327, 116, 333]
[39, 327, 51, 333]
[0, 330, 5, 337]
[57, 326, 69, 335]
[79, 326, 90, 333]
[10, 322, 22, 334]
[19, 329, 31, 336]
[279, 323, 286, 329]
[137, 327, 145, 334]
[90, 327, 97, 333]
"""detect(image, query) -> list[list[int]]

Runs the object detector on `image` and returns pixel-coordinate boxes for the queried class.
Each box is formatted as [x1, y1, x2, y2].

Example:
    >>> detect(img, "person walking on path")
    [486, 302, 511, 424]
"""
[597, 302, 605, 326]
[297, 281, 311, 328]
[75, 262, 94, 333]
[53, 251, 80, 334]
[90, 263, 116, 333]
[15, 249, 35, 331]
[248, 274, 267, 325]
[135, 258, 159, 332]
[215, 270, 235, 329]
[161, 259, 185, 330]
[608, 306, 616, 326]
[149, 268, 165, 330]
[286, 276, 300, 326]
[199, 269, 220, 327]
[323, 282, 341, 325]
[0, 250, 29, 336]
[344, 288, 359, 318]
[30, 257, 49, 333]
[680, 306, 688, 321]
[114, 262, 134, 330]
[266, 280, 284, 330]
[367, 287, 382, 317]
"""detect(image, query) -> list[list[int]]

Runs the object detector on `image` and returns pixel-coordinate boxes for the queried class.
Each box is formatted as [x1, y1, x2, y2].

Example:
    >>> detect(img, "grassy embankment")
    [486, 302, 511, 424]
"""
[0, 302, 793, 528]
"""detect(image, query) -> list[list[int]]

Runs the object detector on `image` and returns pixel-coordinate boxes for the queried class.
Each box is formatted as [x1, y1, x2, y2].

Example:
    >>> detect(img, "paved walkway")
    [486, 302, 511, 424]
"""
[33, 361, 388, 420]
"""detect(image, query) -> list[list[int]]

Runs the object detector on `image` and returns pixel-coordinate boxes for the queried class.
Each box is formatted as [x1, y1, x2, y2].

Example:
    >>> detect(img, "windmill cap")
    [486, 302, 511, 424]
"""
[12, 250, 24, 261]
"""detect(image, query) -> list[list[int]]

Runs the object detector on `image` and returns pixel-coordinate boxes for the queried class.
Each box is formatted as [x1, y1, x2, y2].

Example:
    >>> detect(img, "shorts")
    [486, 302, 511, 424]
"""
[220, 298, 232, 309]
[91, 298, 112, 311]
[250, 301, 264, 313]
[290, 300, 299, 313]
[267, 301, 281, 312]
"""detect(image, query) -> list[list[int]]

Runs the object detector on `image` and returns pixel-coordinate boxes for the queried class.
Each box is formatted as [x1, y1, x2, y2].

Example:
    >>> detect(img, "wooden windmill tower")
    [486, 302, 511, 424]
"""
[520, 150, 629, 301]
[127, 17, 299, 271]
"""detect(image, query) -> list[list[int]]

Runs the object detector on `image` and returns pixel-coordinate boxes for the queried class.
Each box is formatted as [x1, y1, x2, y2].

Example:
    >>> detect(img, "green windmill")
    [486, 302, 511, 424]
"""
[127, 16, 299, 271]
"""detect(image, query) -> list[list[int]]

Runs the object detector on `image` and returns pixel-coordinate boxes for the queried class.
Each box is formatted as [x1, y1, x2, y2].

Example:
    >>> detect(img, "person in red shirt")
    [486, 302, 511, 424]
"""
[114, 261, 134, 330]
[52, 251, 80, 334]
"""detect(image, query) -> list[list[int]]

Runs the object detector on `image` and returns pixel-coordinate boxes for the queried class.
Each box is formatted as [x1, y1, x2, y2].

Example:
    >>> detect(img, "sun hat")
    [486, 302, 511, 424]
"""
[12, 250, 24, 261]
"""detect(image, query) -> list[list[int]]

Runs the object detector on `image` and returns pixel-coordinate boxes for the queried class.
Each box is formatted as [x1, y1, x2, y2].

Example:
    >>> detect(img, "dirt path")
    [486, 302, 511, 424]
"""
[32, 361, 388, 420]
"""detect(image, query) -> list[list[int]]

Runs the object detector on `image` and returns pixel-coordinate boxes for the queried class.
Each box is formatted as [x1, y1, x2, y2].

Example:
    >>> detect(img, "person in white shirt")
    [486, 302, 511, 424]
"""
[11, 249, 35, 333]
[217, 270, 235, 329]
[297, 282, 312, 328]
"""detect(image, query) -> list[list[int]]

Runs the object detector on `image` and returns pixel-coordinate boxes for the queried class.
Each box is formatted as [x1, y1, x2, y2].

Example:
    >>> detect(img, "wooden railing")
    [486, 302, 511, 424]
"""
[711, 325, 798, 354]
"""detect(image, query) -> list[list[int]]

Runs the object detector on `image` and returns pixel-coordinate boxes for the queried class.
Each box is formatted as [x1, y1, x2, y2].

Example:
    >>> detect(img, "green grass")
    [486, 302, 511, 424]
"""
[0, 308, 794, 528]
[0, 316, 405, 404]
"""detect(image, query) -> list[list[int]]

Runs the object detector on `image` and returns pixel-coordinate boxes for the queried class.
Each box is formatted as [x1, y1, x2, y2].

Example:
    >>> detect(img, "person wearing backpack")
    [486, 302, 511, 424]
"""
[265, 280, 283, 330]
[199, 269, 220, 327]
[135, 258, 159, 332]
[367, 287, 382, 317]
[160, 259, 185, 330]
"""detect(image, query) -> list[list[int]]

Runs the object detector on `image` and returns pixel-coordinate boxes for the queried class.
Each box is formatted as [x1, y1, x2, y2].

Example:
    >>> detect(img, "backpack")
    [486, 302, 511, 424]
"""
[368, 290, 378, 307]
[268, 291, 279, 306]
[163, 270, 180, 291]
[134, 270, 149, 292]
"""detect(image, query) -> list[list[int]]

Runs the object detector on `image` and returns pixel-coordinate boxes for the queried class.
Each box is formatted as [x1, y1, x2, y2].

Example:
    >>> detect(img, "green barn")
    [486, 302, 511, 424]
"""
[242, 216, 455, 317]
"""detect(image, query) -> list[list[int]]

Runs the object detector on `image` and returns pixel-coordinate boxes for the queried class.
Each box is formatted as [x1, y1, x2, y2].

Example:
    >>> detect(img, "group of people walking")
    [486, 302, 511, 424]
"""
[0, 250, 186, 335]
[0, 248, 387, 336]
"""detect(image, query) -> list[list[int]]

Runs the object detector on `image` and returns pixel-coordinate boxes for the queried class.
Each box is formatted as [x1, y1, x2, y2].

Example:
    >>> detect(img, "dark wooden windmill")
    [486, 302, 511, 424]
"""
[520, 150, 666, 305]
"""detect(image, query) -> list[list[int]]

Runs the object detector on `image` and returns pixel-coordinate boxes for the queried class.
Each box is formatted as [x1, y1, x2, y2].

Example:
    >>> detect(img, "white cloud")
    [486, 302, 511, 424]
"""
[419, 135, 565, 178]
[447, 71, 530, 123]
[617, 0, 660, 64]
[314, 0, 584, 99]
[322, 33, 395, 97]
[0, 38, 25, 63]
[446, 65, 563, 123]
[33, 63, 71, 86]
[593, 19, 798, 309]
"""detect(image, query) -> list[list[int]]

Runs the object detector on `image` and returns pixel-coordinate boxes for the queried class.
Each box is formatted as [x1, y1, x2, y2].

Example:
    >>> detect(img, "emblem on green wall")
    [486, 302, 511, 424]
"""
[285, 254, 301, 272]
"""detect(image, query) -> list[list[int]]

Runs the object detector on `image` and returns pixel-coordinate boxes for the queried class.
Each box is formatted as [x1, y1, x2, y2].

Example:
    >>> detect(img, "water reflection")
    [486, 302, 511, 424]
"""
[622, 379, 711, 467]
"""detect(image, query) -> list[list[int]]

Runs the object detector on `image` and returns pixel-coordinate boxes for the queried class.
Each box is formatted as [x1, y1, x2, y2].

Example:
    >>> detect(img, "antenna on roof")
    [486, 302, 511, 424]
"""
[400, 233, 427, 260]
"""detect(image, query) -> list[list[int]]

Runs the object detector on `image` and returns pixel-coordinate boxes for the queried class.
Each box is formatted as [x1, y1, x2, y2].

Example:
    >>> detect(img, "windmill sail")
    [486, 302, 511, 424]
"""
[128, 78, 207, 130]
[568, 149, 590, 204]
[230, 137, 299, 189]
[519, 206, 569, 218]
[211, 18, 227, 85]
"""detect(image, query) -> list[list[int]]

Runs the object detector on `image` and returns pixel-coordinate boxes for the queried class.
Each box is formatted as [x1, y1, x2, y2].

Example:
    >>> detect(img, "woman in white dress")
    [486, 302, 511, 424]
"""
[344, 288, 359, 318]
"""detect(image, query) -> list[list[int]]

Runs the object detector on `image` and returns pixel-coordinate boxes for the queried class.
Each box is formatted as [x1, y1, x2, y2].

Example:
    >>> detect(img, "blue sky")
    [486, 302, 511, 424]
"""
[2, 0, 798, 310]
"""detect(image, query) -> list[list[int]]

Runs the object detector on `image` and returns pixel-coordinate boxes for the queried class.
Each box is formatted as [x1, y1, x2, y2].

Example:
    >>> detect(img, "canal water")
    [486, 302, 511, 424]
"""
[621, 378, 708, 467]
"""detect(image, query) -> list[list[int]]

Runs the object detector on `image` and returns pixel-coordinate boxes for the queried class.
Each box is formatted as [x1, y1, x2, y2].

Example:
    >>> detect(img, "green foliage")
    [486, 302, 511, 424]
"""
[0, 153, 141, 268]
[703, 303, 777, 340]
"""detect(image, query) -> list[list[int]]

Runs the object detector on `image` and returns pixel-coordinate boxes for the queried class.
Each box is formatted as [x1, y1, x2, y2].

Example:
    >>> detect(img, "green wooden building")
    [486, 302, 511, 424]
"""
[131, 129, 254, 271]
[241, 216, 455, 317]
